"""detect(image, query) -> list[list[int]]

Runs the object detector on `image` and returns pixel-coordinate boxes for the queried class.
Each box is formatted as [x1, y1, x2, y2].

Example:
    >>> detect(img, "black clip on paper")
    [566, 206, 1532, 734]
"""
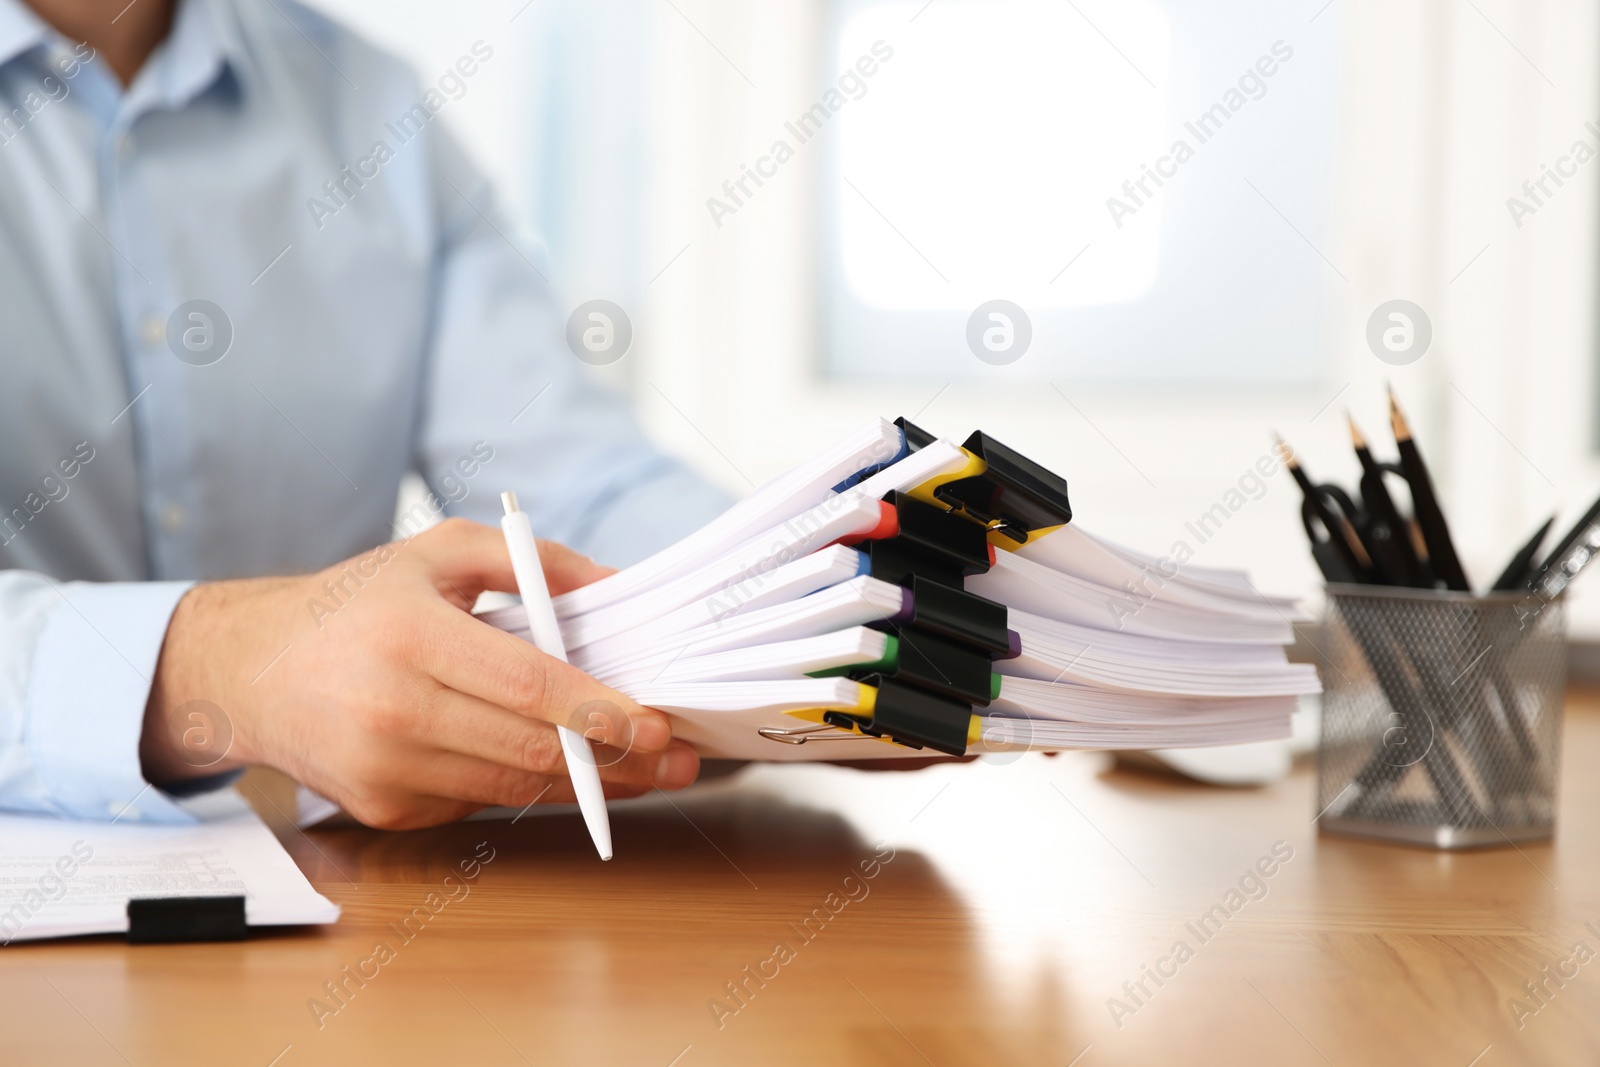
[894, 575, 1012, 657]
[856, 630, 995, 706]
[895, 417, 1073, 543]
[818, 419, 1074, 756]
[825, 681, 975, 756]
[126, 895, 248, 944]
[862, 490, 992, 587]
[842, 494, 1018, 754]
[826, 495, 1016, 753]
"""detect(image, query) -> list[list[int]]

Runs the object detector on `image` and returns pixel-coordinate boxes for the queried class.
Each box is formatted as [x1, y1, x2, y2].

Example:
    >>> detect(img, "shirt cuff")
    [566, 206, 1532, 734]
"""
[25, 580, 201, 824]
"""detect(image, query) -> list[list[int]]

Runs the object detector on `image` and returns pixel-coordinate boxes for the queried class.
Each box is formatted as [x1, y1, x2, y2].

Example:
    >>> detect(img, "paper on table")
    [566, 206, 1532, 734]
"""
[0, 790, 339, 944]
[295, 784, 342, 828]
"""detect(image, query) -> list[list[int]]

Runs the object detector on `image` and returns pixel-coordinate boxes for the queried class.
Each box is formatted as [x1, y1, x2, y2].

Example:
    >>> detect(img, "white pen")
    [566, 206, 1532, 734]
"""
[499, 491, 613, 861]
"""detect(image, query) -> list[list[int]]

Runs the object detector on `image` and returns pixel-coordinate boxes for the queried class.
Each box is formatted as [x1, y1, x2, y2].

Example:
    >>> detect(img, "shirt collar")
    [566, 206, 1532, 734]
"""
[132, 0, 252, 112]
[0, 0, 253, 107]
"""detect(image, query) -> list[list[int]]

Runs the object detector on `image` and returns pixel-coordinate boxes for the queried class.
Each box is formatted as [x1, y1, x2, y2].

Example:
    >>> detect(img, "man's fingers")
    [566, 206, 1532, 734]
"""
[418, 602, 674, 751]
[410, 518, 519, 607]
[406, 518, 613, 606]
[407, 778, 658, 818]
[392, 753, 561, 811]
[408, 689, 696, 789]
[533, 537, 616, 596]
[380, 747, 688, 817]
[441, 776, 662, 806]
[527, 778, 660, 803]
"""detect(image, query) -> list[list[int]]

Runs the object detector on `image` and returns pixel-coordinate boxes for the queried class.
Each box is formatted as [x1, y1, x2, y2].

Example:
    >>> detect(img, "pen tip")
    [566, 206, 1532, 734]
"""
[501, 490, 520, 515]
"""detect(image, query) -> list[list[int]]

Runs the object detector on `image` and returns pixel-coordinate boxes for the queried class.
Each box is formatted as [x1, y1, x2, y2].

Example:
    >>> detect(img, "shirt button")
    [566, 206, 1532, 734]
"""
[162, 504, 186, 533]
[141, 316, 165, 347]
[117, 134, 133, 159]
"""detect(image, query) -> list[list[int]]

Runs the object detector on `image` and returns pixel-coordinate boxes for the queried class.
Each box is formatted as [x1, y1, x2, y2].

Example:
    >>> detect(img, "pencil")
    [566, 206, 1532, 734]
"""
[1348, 413, 1427, 587]
[1491, 516, 1554, 592]
[1388, 389, 1470, 591]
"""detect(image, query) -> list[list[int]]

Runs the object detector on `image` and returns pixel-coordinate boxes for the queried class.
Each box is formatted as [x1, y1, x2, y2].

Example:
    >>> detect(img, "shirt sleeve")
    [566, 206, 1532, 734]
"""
[413, 128, 733, 568]
[0, 571, 202, 823]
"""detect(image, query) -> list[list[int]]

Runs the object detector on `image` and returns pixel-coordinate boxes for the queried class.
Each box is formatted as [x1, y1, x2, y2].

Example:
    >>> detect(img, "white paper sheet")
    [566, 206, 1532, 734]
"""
[0, 790, 339, 943]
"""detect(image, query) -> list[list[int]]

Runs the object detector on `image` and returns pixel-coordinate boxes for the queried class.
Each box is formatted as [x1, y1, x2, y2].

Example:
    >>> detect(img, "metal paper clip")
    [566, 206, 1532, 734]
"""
[756, 722, 879, 745]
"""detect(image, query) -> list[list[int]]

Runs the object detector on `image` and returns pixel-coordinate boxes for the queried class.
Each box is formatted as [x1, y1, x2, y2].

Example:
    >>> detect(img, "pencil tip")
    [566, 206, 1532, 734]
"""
[1388, 391, 1410, 438]
[1346, 411, 1366, 448]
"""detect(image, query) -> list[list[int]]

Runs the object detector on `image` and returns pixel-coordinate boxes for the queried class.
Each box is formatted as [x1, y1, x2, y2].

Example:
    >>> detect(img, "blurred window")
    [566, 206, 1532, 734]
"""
[820, 0, 1341, 384]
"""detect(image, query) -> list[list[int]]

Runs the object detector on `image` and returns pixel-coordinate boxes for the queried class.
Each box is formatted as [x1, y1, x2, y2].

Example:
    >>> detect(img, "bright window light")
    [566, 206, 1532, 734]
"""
[836, 0, 1170, 310]
[820, 0, 1340, 384]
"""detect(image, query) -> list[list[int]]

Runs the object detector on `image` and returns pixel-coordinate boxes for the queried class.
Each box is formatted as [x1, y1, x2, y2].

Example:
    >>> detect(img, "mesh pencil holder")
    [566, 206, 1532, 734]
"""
[1315, 584, 1566, 849]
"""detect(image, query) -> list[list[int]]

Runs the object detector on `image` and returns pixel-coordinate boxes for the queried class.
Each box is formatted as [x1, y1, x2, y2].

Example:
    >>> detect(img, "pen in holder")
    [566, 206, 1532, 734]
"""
[1315, 584, 1565, 849]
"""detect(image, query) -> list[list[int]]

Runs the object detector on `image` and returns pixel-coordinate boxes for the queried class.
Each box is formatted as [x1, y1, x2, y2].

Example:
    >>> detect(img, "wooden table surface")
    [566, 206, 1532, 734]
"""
[6, 694, 1600, 1067]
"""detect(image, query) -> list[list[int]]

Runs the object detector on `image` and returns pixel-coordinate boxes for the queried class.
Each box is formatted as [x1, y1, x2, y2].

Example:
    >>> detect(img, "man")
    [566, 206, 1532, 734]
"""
[0, 0, 735, 828]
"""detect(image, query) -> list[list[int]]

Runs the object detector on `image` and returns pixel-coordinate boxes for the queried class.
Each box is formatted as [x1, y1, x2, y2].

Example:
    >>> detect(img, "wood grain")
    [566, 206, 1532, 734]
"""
[5, 693, 1600, 1066]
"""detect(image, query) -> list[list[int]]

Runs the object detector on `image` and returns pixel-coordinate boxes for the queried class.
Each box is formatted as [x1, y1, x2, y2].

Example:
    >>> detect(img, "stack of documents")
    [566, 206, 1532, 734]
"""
[483, 418, 1320, 761]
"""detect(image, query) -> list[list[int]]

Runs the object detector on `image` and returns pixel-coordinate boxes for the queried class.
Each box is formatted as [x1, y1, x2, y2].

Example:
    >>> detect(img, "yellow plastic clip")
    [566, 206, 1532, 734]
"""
[907, 449, 1063, 551]
[905, 449, 986, 512]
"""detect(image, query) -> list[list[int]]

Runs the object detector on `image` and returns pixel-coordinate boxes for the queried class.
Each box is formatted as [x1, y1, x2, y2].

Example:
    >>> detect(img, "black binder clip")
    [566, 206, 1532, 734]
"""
[807, 417, 1075, 756]
[126, 895, 247, 944]
[851, 629, 995, 707]
[895, 417, 1073, 544]
[862, 491, 992, 587]
[885, 575, 1012, 658]
[825, 680, 974, 756]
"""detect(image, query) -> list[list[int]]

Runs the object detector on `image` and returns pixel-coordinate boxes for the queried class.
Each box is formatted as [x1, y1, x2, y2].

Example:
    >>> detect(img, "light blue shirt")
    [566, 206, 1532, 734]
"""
[0, 0, 730, 823]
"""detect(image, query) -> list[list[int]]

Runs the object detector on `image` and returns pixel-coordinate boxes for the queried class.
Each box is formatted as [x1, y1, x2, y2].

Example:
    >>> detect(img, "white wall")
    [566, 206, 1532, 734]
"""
[305, 0, 1600, 631]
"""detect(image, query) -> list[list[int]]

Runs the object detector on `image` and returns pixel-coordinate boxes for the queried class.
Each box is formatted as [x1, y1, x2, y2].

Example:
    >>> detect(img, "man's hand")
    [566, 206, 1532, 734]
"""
[140, 518, 698, 829]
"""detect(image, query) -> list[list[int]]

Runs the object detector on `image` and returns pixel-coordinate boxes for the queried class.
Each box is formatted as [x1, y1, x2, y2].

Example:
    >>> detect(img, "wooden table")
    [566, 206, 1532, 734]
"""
[6, 695, 1600, 1067]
